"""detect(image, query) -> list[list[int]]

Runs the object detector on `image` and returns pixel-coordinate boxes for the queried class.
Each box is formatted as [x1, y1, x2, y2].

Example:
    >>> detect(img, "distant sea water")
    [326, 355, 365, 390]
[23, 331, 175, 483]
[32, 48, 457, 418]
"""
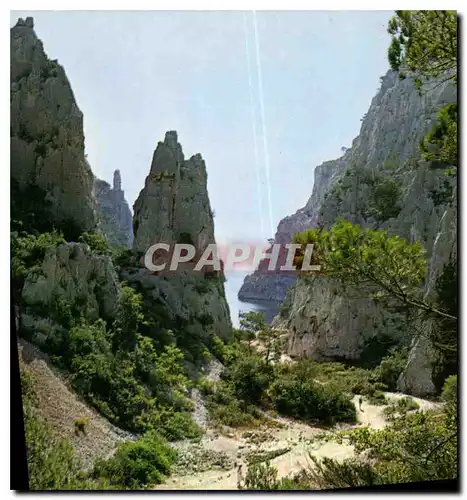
[223, 270, 281, 328]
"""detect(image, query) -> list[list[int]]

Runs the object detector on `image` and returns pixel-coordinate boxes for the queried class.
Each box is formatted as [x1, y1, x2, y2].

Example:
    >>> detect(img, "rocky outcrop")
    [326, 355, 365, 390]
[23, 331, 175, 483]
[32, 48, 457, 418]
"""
[11, 17, 97, 236]
[398, 186, 457, 395]
[20, 242, 120, 346]
[268, 71, 456, 393]
[133, 131, 215, 254]
[238, 157, 346, 302]
[94, 170, 133, 248]
[128, 132, 231, 347]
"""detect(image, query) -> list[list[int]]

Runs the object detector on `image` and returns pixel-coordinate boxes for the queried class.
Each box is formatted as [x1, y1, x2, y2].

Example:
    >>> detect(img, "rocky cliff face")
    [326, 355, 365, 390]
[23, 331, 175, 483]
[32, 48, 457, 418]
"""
[21, 242, 120, 347]
[398, 186, 457, 395]
[126, 132, 231, 349]
[238, 157, 347, 302]
[94, 170, 133, 248]
[11, 17, 97, 237]
[267, 71, 456, 395]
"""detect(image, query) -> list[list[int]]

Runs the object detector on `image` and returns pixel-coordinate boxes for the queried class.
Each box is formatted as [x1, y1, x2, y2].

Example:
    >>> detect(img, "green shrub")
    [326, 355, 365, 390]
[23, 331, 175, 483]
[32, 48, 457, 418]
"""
[74, 417, 90, 435]
[223, 353, 273, 405]
[366, 390, 387, 406]
[270, 374, 357, 424]
[11, 230, 66, 290]
[374, 347, 408, 391]
[78, 231, 110, 255]
[305, 455, 381, 489]
[159, 411, 202, 441]
[442, 375, 457, 426]
[93, 432, 176, 489]
[241, 461, 279, 490]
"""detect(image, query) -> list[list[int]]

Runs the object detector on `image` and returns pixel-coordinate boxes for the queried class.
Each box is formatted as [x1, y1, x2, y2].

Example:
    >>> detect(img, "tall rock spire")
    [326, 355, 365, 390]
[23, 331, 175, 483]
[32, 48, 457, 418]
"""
[113, 169, 122, 191]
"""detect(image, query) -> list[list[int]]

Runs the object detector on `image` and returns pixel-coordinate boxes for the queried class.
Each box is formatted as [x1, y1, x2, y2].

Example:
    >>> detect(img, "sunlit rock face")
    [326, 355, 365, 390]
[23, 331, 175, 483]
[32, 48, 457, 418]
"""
[129, 132, 232, 347]
[250, 71, 456, 395]
[11, 17, 97, 235]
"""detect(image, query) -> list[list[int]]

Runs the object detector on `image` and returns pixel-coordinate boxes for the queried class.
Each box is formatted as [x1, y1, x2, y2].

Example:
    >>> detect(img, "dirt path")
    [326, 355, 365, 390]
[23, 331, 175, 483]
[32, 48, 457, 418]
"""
[156, 391, 441, 490]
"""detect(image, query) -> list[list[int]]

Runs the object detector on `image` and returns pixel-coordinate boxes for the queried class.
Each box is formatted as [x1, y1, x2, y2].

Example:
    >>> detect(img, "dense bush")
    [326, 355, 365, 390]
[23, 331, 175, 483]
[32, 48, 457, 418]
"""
[93, 432, 176, 489]
[373, 347, 408, 391]
[270, 374, 357, 425]
[11, 230, 66, 293]
[78, 231, 110, 255]
[223, 353, 274, 406]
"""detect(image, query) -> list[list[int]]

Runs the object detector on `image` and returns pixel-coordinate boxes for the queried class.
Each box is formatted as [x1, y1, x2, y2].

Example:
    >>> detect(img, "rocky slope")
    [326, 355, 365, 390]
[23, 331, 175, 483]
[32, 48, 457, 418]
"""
[11, 17, 97, 237]
[248, 71, 456, 395]
[94, 170, 133, 248]
[19, 339, 136, 470]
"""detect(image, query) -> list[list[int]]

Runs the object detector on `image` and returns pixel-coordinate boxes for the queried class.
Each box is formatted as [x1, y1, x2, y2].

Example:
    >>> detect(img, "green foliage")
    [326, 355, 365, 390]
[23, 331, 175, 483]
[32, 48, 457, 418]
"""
[41, 58, 60, 80]
[387, 11, 457, 85]
[93, 432, 176, 489]
[366, 390, 387, 406]
[373, 347, 409, 391]
[21, 369, 113, 490]
[304, 455, 381, 489]
[293, 219, 455, 323]
[11, 230, 65, 291]
[241, 461, 279, 490]
[442, 375, 457, 426]
[78, 231, 111, 255]
[112, 285, 144, 351]
[383, 397, 419, 420]
[421, 103, 457, 168]
[431, 261, 458, 389]
[74, 417, 90, 435]
[367, 177, 402, 224]
[270, 370, 357, 425]
[430, 177, 455, 207]
[323, 164, 402, 226]
[223, 353, 274, 406]
[387, 11, 457, 171]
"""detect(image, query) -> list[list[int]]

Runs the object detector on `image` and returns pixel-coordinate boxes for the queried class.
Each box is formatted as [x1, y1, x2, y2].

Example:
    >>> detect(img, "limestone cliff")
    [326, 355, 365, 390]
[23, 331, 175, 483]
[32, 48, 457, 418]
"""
[11, 17, 97, 237]
[94, 170, 133, 248]
[20, 242, 120, 347]
[238, 157, 346, 302]
[267, 71, 456, 395]
[125, 132, 231, 354]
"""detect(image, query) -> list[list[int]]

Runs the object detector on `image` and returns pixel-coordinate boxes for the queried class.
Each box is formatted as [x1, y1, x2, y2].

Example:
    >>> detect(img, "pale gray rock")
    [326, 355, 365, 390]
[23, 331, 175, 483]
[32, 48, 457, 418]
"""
[11, 17, 97, 235]
[398, 186, 457, 395]
[245, 71, 456, 393]
[21, 242, 120, 345]
[130, 132, 231, 345]
[94, 170, 133, 248]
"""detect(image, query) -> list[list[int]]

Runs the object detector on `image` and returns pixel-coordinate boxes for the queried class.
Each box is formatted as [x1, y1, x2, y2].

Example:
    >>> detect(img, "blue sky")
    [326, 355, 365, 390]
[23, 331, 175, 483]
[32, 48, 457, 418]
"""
[11, 10, 392, 242]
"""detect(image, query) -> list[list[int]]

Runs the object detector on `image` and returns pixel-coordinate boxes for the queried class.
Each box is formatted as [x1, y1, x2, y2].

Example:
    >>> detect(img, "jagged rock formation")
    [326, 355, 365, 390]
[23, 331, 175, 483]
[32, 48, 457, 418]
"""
[133, 131, 215, 254]
[94, 170, 133, 248]
[20, 242, 119, 346]
[126, 132, 231, 349]
[10, 17, 97, 236]
[265, 71, 456, 395]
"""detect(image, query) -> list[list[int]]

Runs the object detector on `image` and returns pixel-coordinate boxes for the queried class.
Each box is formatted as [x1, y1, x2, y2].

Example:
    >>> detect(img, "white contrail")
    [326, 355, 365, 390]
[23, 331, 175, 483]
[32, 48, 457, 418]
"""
[243, 11, 265, 240]
[252, 10, 275, 239]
